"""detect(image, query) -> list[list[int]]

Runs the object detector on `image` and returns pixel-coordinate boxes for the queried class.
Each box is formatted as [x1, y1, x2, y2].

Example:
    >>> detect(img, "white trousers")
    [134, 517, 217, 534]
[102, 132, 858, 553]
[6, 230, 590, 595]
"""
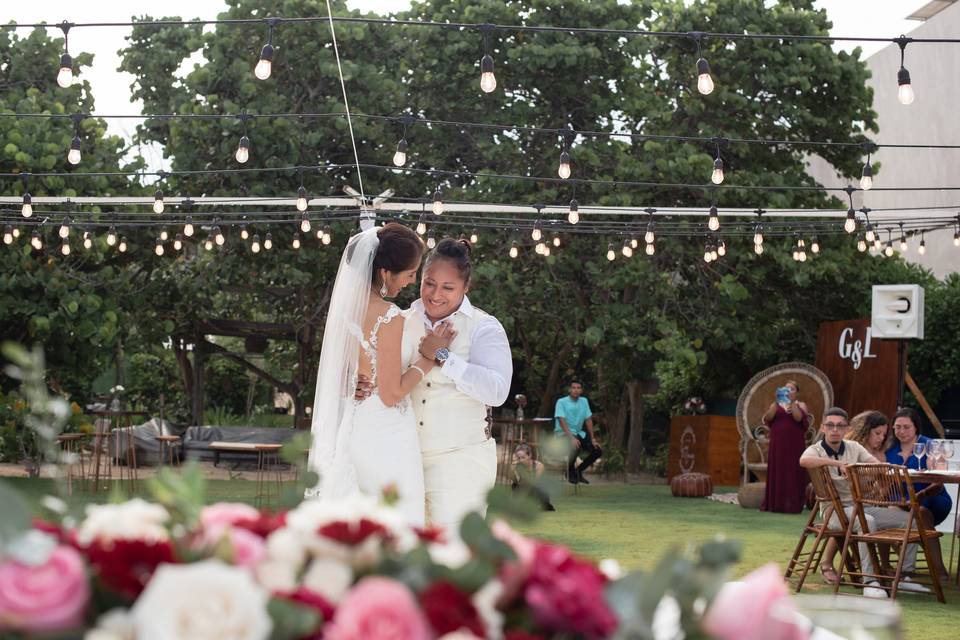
[423, 439, 497, 531]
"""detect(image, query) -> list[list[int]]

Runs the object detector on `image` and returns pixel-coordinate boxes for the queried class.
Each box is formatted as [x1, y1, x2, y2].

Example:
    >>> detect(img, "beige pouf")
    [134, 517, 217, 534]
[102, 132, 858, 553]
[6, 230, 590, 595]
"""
[670, 472, 713, 498]
[737, 482, 766, 509]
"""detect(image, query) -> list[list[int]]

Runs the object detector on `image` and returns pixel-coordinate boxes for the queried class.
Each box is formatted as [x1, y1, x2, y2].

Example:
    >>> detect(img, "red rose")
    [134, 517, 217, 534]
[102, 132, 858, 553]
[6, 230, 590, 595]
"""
[79, 538, 176, 599]
[419, 581, 486, 638]
[234, 510, 288, 538]
[318, 518, 388, 545]
[279, 587, 337, 640]
[413, 525, 447, 545]
[523, 544, 617, 639]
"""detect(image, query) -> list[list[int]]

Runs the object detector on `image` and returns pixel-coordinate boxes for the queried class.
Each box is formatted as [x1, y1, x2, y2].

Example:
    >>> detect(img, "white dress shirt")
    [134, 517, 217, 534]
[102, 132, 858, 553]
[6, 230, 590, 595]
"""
[408, 296, 512, 407]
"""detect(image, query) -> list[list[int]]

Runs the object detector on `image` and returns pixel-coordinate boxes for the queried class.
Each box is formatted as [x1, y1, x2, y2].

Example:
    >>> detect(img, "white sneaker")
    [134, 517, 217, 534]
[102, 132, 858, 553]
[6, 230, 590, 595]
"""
[863, 582, 888, 598]
[897, 577, 931, 593]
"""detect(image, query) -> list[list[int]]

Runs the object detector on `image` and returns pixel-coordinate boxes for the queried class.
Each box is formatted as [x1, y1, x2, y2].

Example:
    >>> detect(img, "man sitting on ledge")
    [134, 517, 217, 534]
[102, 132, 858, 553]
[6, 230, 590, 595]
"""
[798, 406, 927, 598]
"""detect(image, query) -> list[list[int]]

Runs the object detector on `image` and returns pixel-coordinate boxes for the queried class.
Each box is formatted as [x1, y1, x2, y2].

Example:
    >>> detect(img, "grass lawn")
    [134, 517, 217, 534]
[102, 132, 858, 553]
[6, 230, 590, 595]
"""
[6, 479, 956, 639]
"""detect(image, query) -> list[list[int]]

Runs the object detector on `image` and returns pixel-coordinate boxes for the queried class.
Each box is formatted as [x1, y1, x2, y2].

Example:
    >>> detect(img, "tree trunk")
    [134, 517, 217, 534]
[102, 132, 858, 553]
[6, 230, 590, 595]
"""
[173, 342, 194, 413]
[608, 384, 629, 452]
[537, 342, 573, 417]
[624, 380, 659, 473]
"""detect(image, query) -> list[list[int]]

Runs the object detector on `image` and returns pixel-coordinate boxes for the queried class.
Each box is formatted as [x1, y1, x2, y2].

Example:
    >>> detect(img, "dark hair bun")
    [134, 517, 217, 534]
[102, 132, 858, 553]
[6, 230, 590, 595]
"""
[371, 223, 424, 284]
[425, 237, 472, 283]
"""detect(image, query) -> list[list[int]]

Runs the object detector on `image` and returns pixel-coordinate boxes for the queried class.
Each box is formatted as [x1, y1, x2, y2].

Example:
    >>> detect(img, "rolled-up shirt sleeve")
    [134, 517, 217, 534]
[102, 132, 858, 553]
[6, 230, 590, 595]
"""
[438, 315, 512, 406]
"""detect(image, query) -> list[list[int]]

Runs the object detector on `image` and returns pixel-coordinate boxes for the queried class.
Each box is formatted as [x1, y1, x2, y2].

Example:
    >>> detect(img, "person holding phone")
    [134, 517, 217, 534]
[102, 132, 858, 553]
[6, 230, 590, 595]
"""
[760, 380, 812, 513]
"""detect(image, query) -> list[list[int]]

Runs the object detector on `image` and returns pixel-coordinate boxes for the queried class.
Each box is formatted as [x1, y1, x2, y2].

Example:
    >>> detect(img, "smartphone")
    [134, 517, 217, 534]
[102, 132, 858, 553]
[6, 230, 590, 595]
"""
[776, 387, 790, 406]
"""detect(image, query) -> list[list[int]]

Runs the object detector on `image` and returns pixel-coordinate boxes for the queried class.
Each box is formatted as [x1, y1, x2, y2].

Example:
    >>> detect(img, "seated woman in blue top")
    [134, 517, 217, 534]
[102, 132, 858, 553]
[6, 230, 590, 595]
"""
[886, 407, 950, 580]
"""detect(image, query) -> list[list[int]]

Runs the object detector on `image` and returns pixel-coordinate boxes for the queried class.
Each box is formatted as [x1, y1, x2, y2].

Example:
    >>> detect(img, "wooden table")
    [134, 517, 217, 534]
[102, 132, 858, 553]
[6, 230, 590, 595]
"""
[491, 418, 553, 485]
[209, 442, 284, 507]
[911, 469, 960, 585]
[87, 411, 150, 493]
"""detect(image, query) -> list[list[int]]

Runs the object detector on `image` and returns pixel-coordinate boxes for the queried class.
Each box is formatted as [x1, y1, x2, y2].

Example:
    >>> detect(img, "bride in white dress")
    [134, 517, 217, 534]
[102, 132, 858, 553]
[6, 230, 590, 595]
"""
[305, 223, 453, 525]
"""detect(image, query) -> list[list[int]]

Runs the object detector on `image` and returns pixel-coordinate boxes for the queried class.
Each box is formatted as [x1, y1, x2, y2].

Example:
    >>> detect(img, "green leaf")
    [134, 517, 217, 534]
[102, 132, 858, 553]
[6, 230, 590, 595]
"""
[0, 480, 32, 545]
[266, 597, 321, 640]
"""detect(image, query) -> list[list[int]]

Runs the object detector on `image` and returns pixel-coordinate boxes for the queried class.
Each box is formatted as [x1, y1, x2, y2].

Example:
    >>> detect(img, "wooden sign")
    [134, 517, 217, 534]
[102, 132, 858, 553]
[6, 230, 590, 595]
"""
[667, 415, 739, 486]
[814, 318, 901, 420]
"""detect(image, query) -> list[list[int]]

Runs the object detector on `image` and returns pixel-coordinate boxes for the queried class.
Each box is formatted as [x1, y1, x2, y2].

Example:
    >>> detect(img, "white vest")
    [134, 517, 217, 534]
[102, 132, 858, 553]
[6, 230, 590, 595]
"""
[403, 306, 490, 454]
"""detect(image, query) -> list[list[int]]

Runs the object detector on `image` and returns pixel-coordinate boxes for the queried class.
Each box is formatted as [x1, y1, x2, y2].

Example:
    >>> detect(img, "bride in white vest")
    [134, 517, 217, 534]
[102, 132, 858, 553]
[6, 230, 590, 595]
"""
[305, 224, 453, 526]
[402, 238, 513, 529]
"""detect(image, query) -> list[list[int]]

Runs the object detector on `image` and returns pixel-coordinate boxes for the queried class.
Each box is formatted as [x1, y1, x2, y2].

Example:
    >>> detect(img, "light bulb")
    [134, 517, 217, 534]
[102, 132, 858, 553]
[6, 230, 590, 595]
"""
[82, 232, 92, 249]
[470, 229, 479, 244]
[919, 239, 926, 255]
[606, 244, 616, 261]
[251, 235, 261, 253]
[393, 138, 408, 167]
[857, 237, 867, 252]
[753, 226, 764, 245]
[155, 242, 164, 256]
[865, 227, 875, 243]
[60, 242, 70, 256]
[426, 232, 436, 249]
[553, 235, 561, 247]
[899, 237, 908, 252]
[898, 67, 914, 105]
[844, 210, 857, 233]
[3, 226, 13, 245]
[645, 242, 655, 256]
[717, 241, 727, 257]
[322, 227, 332, 245]
[30, 232, 42, 251]
[645, 225, 655, 244]
[543, 245, 551, 257]
[630, 238, 638, 249]
[558, 151, 571, 179]
[159, 228, 169, 242]
[799, 251, 807, 262]
[509, 242, 519, 259]
[873, 238, 882, 250]
[264, 233, 273, 250]
[416, 219, 427, 235]
[12, 228, 19, 238]
[792, 246, 800, 261]
[255, 43, 273, 80]
[568, 198, 579, 224]
[711, 158, 724, 185]
[480, 54, 496, 93]
[292, 233, 301, 250]
[708, 206, 720, 231]
[173, 234, 183, 251]
[240, 226, 249, 240]
[535, 242, 545, 255]
[696, 57, 714, 95]
[622, 240, 633, 257]
[235, 135, 250, 164]
[811, 239, 820, 254]
[214, 227, 225, 246]
[153, 189, 165, 214]
[954, 231, 959, 247]
[67, 136, 81, 165]
[884, 242, 894, 257]
[432, 188, 444, 215]
[204, 237, 214, 251]
[860, 163, 873, 191]
[296, 186, 308, 212]
[704, 249, 712, 263]
[183, 217, 194, 237]
[106, 227, 117, 246]
[300, 215, 311, 233]
[58, 217, 71, 238]
[21, 193, 32, 218]
[118, 237, 127, 253]
[57, 54, 73, 88]
[754, 243, 764, 255]
[531, 224, 542, 242]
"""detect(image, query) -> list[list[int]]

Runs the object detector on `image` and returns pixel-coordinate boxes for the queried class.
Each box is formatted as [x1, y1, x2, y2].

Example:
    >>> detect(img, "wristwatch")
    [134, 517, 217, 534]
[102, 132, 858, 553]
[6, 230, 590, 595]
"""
[434, 347, 450, 366]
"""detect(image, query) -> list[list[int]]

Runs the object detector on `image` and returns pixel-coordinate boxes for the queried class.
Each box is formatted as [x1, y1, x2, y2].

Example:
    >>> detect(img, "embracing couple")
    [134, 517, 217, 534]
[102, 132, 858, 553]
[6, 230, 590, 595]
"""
[305, 223, 513, 530]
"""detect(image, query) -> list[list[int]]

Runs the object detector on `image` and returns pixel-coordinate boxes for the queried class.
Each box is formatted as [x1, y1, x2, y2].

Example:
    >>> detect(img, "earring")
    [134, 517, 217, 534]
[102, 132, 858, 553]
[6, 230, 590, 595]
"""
[380, 281, 388, 298]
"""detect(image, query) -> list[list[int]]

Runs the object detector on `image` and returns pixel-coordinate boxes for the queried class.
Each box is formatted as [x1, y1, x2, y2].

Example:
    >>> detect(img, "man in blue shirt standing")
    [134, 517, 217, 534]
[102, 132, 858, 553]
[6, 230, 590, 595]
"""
[554, 380, 602, 484]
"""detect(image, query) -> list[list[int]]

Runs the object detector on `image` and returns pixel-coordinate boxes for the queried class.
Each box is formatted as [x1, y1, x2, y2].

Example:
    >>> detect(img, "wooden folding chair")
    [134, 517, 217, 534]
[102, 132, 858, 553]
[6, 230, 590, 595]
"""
[840, 463, 945, 602]
[783, 466, 859, 591]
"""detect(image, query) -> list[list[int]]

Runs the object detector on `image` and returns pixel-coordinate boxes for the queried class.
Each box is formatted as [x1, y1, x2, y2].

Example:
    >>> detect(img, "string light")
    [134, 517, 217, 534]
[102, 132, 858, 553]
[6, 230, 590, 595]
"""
[606, 243, 616, 261]
[552, 233, 561, 247]
[416, 215, 427, 235]
[542, 244, 551, 257]
[292, 232, 301, 249]
[426, 229, 436, 249]
[240, 224, 250, 240]
[159, 227, 169, 241]
[621, 238, 633, 257]
[810, 235, 820, 254]
[3, 226, 13, 245]
[558, 149, 571, 179]
[153, 187, 165, 214]
[82, 231, 92, 249]
[30, 230, 43, 251]
[753, 223, 764, 246]
[630, 237, 638, 249]
[106, 225, 117, 246]
[509, 240, 519, 258]
[300, 213, 311, 233]
[857, 234, 867, 252]
[470, 229, 479, 244]
[251, 234, 262, 253]
[644, 214, 656, 244]
[531, 219, 542, 242]
[754, 242, 764, 255]
[898, 224, 908, 252]
[844, 208, 856, 233]
[432, 187, 444, 215]
[693, 33, 715, 95]
[884, 230, 894, 257]
[865, 223, 876, 243]
[183, 216, 195, 237]
[154, 238, 164, 256]
[707, 205, 720, 231]
[235, 135, 250, 164]
[56, 23, 74, 88]
[67, 134, 82, 165]
[118, 236, 128, 253]
[955, 230, 960, 247]
[173, 233, 183, 251]
[896, 36, 915, 105]
[535, 241, 546, 255]
[645, 241, 655, 256]
[321, 226, 332, 245]
[214, 225, 225, 246]
[711, 142, 725, 184]
[568, 198, 579, 224]
[264, 232, 273, 250]
[21, 192, 32, 218]
[860, 158, 873, 191]
[479, 25, 497, 93]
[717, 238, 727, 257]
[254, 20, 276, 80]
[393, 137, 408, 167]
[918, 233, 926, 255]
[58, 216, 71, 239]
[703, 240, 713, 263]
[296, 185, 309, 212]
[59, 240, 71, 256]
[798, 237, 807, 262]
[203, 234, 214, 251]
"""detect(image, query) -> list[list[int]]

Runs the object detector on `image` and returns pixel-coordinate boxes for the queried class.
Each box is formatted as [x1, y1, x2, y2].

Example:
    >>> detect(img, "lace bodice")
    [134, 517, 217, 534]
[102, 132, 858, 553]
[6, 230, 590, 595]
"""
[348, 304, 407, 410]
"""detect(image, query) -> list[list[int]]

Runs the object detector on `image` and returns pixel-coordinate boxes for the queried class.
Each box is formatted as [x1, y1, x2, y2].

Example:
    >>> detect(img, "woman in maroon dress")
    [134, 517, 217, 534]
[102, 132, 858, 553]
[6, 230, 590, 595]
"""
[760, 380, 812, 513]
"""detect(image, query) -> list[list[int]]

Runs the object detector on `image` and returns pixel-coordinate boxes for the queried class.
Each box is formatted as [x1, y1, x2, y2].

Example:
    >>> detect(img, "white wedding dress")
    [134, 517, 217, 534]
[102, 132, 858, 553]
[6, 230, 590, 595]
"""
[306, 227, 425, 527]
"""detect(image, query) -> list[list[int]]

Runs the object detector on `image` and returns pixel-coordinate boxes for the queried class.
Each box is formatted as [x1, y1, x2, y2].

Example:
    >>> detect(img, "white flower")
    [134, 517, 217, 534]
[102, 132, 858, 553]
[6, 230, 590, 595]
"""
[426, 538, 472, 569]
[131, 560, 272, 640]
[4, 529, 57, 566]
[76, 498, 169, 545]
[301, 558, 354, 603]
[472, 579, 505, 640]
[264, 528, 307, 568]
[599, 558, 625, 580]
[255, 559, 298, 592]
[84, 608, 134, 640]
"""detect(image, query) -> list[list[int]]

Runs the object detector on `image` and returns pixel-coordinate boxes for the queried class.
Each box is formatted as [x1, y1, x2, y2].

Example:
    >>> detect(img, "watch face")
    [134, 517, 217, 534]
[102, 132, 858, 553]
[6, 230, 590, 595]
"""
[435, 347, 450, 361]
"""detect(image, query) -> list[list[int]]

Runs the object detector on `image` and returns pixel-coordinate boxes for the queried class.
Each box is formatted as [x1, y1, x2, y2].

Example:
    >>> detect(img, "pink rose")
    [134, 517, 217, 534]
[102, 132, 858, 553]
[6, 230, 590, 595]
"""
[325, 577, 431, 640]
[201, 502, 262, 536]
[490, 520, 536, 605]
[0, 545, 90, 633]
[226, 527, 267, 567]
[702, 563, 808, 640]
[524, 544, 617, 639]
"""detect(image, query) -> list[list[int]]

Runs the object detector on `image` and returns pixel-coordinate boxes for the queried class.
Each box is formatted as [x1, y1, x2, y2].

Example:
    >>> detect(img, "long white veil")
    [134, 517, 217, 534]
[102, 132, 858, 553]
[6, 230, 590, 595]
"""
[305, 226, 380, 499]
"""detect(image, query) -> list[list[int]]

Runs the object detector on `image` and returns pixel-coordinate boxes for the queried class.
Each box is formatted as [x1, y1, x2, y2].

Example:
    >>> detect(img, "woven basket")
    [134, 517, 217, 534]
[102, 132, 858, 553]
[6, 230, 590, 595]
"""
[737, 482, 766, 509]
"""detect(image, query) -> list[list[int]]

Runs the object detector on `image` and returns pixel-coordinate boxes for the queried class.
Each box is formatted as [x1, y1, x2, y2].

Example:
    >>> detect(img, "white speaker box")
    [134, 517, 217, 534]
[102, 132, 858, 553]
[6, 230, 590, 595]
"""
[871, 285, 924, 339]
